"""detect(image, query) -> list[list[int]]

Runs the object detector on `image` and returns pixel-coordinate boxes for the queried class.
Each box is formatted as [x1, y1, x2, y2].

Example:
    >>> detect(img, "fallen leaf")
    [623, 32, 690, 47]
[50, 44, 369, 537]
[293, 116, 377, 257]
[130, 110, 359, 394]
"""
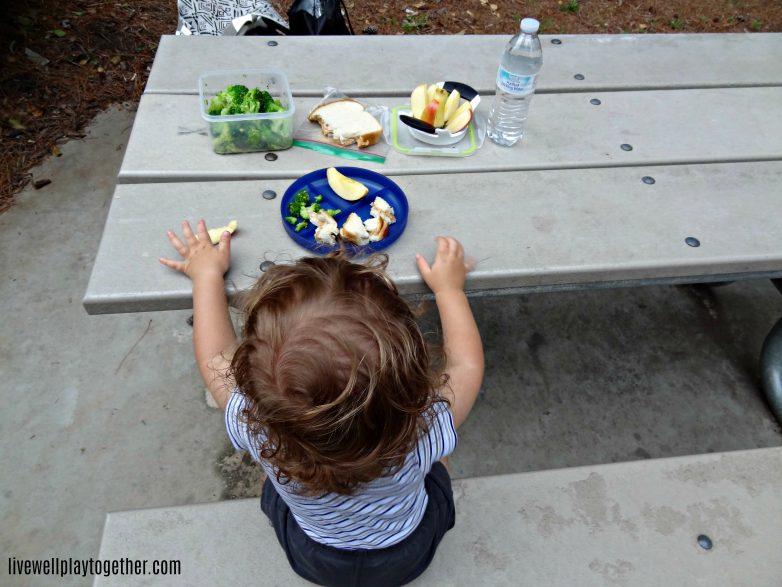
[33, 109, 43, 117]
[456, 29, 466, 34]
[7, 56, 17, 63]
[34, 179, 51, 190]
[72, 11, 84, 16]
[110, 55, 121, 65]
[639, 23, 647, 28]
[495, 12, 501, 18]
[26, 104, 35, 111]
[79, 59, 88, 65]
[52, 30, 67, 37]
[480, 0, 488, 4]
[490, 3, 497, 9]
[466, 10, 473, 16]
[52, 146, 62, 157]
[87, 7, 97, 13]
[8, 119, 26, 130]
[17, 16, 34, 26]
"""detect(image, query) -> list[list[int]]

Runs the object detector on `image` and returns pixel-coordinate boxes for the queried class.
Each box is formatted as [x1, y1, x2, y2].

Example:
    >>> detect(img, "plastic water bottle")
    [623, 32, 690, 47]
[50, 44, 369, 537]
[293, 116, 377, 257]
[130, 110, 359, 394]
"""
[487, 18, 543, 146]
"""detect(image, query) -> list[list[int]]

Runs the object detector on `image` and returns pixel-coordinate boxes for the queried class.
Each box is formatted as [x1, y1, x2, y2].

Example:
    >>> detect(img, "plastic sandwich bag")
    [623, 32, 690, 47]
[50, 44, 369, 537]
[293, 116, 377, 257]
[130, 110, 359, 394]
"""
[293, 86, 390, 164]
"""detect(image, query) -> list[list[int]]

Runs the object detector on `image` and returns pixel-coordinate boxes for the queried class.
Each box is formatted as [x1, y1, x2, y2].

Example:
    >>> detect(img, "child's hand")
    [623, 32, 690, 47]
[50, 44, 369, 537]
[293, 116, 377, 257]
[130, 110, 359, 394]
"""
[159, 219, 231, 282]
[416, 236, 472, 296]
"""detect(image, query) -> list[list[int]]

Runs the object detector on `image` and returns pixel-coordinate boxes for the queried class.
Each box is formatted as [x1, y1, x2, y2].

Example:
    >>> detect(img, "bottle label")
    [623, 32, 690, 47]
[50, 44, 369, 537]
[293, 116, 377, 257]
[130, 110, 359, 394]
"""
[496, 66, 538, 95]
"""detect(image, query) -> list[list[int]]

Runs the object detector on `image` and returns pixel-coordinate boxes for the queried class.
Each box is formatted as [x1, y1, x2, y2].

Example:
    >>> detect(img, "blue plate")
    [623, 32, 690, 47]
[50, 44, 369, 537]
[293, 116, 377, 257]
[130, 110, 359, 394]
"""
[281, 167, 409, 254]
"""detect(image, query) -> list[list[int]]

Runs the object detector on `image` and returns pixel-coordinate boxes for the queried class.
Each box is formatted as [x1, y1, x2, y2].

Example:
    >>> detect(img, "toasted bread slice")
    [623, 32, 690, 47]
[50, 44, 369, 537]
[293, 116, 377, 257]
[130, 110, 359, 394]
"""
[370, 196, 396, 225]
[308, 99, 382, 148]
[364, 216, 388, 242]
[339, 212, 371, 246]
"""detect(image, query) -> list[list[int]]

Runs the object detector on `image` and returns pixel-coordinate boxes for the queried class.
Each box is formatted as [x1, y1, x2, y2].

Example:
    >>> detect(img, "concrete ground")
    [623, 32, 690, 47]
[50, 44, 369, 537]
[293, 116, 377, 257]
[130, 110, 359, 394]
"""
[1, 107, 780, 586]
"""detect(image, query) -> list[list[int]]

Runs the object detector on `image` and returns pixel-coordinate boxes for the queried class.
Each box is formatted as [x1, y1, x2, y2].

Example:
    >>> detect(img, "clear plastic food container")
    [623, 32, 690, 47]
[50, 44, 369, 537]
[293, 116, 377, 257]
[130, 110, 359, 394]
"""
[199, 69, 295, 155]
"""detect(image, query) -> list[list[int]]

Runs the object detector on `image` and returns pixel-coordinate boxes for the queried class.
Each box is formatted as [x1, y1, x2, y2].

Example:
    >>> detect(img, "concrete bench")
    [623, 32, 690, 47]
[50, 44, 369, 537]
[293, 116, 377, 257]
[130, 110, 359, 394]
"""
[94, 447, 782, 586]
[146, 33, 782, 96]
[118, 87, 782, 184]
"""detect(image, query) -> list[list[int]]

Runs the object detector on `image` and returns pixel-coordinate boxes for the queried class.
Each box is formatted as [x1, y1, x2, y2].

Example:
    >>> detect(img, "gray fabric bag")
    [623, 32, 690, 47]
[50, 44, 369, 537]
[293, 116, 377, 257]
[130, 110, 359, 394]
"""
[176, 0, 290, 36]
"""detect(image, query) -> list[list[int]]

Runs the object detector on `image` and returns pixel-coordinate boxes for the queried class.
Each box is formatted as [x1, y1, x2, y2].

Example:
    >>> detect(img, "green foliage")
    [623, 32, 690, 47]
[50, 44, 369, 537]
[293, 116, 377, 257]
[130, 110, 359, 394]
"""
[559, 1, 578, 14]
[750, 19, 762, 31]
[539, 17, 555, 30]
[669, 18, 686, 29]
[402, 14, 428, 33]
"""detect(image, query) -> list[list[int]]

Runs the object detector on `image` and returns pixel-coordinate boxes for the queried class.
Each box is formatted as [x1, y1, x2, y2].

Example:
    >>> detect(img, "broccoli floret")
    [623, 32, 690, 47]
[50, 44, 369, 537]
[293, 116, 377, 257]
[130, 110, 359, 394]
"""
[314, 195, 323, 203]
[274, 98, 283, 108]
[226, 85, 249, 105]
[265, 102, 285, 113]
[299, 203, 322, 220]
[208, 91, 229, 116]
[295, 221, 309, 232]
[240, 88, 263, 114]
[285, 216, 298, 225]
[287, 189, 310, 217]
[325, 209, 341, 216]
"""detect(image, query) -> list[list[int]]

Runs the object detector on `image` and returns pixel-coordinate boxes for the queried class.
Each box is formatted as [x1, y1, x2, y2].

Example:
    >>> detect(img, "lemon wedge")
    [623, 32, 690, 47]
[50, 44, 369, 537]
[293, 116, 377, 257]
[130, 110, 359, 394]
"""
[327, 168, 368, 202]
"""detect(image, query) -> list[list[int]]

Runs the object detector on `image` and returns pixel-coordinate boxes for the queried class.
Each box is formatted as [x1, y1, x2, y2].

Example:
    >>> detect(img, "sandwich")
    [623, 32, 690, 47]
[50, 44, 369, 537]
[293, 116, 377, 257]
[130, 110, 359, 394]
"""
[308, 99, 383, 148]
[339, 213, 371, 246]
[370, 196, 396, 225]
[308, 210, 339, 246]
[363, 216, 388, 242]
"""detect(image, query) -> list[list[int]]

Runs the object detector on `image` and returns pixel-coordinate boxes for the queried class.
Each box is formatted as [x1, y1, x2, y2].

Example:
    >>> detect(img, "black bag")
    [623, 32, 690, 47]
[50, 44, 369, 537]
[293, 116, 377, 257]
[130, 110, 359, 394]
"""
[287, 0, 354, 35]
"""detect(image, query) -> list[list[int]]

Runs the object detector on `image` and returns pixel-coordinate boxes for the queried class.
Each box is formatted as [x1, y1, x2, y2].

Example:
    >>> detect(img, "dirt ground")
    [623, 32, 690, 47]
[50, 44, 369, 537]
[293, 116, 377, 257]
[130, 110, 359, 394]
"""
[1, 0, 780, 214]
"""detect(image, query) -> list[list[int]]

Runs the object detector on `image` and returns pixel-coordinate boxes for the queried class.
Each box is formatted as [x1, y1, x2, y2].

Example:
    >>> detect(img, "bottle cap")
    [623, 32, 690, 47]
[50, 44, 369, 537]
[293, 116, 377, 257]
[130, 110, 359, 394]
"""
[520, 18, 540, 33]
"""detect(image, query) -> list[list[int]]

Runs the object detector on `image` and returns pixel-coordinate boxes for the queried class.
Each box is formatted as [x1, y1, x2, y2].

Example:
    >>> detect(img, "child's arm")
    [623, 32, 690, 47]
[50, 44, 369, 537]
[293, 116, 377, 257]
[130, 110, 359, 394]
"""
[416, 237, 484, 429]
[160, 219, 237, 410]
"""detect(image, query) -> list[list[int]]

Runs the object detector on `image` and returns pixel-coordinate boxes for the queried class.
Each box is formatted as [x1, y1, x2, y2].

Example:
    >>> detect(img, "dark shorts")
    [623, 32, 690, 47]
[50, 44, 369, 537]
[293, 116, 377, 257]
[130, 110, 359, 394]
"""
[260, 462, 456, 587]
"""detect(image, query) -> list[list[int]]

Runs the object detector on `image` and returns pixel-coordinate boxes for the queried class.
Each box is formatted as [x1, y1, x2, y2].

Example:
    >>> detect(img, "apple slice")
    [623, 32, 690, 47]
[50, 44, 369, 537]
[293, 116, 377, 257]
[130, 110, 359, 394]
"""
[425, 84, 437, 105]
[445, 108, 473, 133]
[410, 84, 427, 119]
[327, 167, 369, 201]
[433, 88, 449, 128]
[419, 99, 439, 126]
[443, 89, 461, 123]
[449, 101, 472, 123]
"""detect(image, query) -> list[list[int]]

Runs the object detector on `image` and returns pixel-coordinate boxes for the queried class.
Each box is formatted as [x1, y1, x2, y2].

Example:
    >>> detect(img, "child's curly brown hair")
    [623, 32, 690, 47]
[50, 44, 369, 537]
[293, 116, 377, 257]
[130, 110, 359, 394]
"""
[228, 250, 449, 497]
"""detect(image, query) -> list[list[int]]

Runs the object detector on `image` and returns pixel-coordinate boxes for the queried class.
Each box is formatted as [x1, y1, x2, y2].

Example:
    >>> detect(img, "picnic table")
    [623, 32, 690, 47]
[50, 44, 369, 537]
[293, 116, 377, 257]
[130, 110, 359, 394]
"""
[83, 33, 782, 422]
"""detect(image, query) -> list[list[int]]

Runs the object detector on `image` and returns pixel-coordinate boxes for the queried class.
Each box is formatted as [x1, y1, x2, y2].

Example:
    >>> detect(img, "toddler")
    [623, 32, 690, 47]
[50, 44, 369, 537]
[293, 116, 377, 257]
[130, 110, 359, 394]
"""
[160, 220, 484, 587]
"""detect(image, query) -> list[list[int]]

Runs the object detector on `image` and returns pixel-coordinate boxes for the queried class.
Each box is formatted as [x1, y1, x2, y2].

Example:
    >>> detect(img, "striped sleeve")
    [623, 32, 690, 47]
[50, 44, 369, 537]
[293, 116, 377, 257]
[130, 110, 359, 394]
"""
[224, 391, 248, 451]
[427, 402, 458, 463]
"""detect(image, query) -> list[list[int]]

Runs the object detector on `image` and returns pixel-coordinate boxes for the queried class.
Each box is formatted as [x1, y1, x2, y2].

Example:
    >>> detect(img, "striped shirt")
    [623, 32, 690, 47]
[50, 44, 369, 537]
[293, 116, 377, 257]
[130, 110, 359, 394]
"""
[225, 391, 457, 550]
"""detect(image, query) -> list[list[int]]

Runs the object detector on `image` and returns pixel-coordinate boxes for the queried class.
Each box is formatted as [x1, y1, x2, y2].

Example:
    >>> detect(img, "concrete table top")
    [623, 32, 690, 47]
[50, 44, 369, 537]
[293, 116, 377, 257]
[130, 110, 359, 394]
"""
[94, 447, 782, 586]
[118, 87, 782, 184]
[84, 162, 782, 314]
[146, 33, 782, 96]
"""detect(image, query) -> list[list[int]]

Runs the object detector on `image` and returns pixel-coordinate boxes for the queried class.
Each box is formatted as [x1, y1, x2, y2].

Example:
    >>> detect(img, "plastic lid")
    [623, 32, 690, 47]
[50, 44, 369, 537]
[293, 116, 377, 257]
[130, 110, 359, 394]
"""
[520, 18, 540, 33]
